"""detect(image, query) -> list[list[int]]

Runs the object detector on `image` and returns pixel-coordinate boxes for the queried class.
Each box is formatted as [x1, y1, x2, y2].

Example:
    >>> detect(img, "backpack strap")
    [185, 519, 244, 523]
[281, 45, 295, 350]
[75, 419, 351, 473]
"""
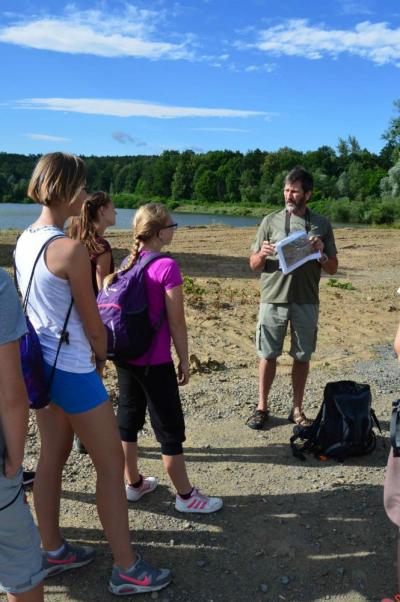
[0, 484, 24, 512]
[47, 297, 74, 390]
[14, 234, 65, 310]
[285, 208, 311, 237]
[136, 253, 170, 371]
[14, 233, 74, 391]
[136, 252, 168, 330]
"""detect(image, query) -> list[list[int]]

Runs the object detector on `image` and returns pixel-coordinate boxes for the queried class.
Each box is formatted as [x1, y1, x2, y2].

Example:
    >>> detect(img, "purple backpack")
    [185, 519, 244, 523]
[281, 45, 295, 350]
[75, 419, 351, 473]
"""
[15, 235, 73, 409]
[97, 252, 165, 360]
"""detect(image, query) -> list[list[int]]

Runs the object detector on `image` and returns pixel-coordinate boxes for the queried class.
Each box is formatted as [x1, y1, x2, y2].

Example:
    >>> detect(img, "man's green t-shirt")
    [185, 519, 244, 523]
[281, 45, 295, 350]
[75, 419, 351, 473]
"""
[251, 208, 337, 304]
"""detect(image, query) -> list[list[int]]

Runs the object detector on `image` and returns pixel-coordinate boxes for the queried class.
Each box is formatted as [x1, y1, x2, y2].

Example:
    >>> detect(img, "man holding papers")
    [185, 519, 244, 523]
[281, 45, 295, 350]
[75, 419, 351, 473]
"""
[246, 166, 338, 430]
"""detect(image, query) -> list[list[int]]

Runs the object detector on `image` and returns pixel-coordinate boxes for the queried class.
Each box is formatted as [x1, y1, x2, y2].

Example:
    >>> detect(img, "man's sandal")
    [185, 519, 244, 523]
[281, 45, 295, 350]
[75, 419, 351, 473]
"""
[246, 409, 269, 430]
[288, 408, 313, 428]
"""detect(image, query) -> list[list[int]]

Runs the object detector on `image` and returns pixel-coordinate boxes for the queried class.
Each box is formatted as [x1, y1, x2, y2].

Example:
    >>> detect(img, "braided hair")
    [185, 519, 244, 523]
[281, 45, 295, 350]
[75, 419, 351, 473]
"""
[103, 202, 171, 288]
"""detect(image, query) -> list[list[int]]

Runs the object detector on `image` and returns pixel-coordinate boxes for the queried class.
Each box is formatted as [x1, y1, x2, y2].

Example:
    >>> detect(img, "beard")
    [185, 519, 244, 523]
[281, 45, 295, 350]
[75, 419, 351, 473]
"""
[285, 197, 307, 215]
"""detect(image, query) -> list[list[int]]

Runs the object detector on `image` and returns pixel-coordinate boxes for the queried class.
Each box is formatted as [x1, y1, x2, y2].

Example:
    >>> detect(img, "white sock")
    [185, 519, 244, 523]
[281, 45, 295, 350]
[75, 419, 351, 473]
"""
[46, 543, 66, 557]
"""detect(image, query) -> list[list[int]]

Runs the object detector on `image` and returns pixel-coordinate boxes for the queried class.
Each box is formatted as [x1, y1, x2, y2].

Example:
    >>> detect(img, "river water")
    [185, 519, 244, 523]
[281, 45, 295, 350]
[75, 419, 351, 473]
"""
[0, 203, 261, 230]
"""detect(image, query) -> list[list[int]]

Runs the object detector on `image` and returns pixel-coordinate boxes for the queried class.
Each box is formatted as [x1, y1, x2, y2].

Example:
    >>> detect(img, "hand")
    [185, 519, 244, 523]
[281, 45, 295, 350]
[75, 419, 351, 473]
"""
[259, 241, 276, 258]
[4, 455, 21, 479]
[309, 236, 324, 253]
[96, 358, 106, 378]
[177, 361, 189, 386]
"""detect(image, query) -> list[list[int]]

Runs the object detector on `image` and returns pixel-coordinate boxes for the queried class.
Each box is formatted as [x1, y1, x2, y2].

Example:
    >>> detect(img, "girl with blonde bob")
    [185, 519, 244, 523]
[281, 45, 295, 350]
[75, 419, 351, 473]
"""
[110, 202, 223, 514]
[14, 153, 171, 596]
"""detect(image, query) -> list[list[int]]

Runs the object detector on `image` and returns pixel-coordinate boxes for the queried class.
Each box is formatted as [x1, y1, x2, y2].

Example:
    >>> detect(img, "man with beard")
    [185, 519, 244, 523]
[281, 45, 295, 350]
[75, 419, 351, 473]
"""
[246, 166, 338, 430]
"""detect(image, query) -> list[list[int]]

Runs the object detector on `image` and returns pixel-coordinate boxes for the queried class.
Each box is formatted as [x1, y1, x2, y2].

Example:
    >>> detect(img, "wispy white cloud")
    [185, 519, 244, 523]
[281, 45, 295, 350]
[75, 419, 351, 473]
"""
[244, 63, 276, 73]
[238, 19, 400, 67]
[0, 6, 193, 60]
[23, 132, 70, 142]
[112, 131, 147, 146]
[16, 98, 270, 119]
[336, 1, 374, 16]
[192, 127, 251, 132]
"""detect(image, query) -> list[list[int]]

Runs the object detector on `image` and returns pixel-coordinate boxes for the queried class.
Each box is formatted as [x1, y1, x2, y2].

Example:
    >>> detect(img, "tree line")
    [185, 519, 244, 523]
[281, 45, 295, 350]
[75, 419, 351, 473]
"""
[2, 100, 400, 224]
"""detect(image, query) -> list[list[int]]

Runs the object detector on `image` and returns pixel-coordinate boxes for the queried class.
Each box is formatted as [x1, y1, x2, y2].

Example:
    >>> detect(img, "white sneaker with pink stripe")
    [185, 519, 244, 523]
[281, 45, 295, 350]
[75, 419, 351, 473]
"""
[126, 476, 158, 502]
[175, 487, 223, 514]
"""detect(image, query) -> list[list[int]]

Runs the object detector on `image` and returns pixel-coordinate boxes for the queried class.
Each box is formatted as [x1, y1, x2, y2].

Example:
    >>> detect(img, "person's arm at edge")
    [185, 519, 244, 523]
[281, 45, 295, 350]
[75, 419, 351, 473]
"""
[95, 251, 112, 292]
[0, 340, 29, 477]
[394, 323, 400, 359]
[165, 285, 189, 385]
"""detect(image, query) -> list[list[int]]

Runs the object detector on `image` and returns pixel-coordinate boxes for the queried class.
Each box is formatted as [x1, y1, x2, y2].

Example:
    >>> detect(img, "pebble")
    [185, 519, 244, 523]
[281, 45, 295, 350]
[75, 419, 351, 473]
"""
[280, 576, 290, 585]
[196, 560, 206, 567]
[260, 583, 269, 593]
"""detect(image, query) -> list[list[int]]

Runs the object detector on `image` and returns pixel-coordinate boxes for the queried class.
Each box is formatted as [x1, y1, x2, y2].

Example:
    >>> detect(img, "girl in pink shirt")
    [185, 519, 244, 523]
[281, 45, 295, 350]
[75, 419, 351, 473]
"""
[110, 203, 222, 514]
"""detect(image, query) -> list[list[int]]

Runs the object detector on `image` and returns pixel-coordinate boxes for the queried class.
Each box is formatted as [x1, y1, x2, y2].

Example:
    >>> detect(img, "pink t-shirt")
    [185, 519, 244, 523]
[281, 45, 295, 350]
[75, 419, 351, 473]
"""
[129, 252, 183, 366]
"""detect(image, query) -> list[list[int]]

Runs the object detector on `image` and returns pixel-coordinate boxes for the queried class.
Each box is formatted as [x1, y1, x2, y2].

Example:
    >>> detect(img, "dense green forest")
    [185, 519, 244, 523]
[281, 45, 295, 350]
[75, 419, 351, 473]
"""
[2, 100, 400, 224]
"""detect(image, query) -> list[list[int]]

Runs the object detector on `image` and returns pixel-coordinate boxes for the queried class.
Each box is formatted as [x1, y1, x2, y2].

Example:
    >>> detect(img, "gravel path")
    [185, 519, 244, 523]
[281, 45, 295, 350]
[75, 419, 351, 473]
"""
[20, 347, 398, 602]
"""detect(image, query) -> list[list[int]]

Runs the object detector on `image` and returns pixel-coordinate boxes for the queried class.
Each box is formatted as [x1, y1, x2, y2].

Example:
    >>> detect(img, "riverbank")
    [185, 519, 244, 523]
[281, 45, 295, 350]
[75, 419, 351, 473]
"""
[1, 225, 399, 601]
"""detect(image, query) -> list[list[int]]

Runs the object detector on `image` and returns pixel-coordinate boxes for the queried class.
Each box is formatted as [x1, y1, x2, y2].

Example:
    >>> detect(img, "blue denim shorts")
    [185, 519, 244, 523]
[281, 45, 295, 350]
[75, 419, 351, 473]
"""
[44, 362, 108, 414]
[0, 467, 45, 594]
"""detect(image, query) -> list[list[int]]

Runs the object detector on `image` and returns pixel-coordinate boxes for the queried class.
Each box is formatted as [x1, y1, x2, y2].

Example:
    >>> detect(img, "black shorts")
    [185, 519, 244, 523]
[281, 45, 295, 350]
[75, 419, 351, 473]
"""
[115, 361, 185, 456]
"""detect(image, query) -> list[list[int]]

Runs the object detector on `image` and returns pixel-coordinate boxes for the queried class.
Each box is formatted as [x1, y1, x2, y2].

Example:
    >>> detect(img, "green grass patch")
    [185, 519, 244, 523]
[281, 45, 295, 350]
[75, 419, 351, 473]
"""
[326, 278, 355, 290]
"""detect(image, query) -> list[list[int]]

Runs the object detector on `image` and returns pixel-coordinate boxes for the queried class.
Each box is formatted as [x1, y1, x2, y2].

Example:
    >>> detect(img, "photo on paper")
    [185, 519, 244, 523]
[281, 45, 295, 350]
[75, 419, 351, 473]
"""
[275, 231, 321, 275]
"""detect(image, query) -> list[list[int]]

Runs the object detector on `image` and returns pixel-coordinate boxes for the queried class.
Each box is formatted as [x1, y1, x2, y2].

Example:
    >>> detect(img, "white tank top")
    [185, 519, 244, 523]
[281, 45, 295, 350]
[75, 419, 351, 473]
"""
[15, 226, 94, 373]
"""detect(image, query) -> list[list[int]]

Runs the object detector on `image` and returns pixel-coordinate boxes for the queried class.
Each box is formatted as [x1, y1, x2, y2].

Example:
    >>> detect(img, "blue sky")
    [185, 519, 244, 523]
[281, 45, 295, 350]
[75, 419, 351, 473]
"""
[1, 0, 400, 157]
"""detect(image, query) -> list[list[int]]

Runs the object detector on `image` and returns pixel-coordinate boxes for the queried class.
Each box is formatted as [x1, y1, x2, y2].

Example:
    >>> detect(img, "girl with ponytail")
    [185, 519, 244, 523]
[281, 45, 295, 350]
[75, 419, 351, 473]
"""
[68, 191, 116, 295]
[68, 192, 116, 454]
[113, 202, 223, 514]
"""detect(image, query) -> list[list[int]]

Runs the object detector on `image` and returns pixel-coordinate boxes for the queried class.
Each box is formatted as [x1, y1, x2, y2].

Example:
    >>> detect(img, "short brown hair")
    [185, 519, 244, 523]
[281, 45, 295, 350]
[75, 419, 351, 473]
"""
[27, 152, 86, 206]
[285, 166, 314, 193]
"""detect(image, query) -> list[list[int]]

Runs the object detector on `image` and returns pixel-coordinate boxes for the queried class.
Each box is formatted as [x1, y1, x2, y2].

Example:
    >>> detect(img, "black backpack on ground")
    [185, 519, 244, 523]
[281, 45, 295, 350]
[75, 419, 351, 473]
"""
[290, 380, 382, 462]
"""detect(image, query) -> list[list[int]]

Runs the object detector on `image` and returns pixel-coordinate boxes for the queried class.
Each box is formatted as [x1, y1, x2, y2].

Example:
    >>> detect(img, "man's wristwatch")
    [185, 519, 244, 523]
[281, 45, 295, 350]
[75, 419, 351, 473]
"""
[319, 253, 328, 264]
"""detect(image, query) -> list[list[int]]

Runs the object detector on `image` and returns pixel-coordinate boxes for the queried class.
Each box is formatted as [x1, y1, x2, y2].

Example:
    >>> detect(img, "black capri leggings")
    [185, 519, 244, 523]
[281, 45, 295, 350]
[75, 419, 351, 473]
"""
[115, 361, 186, 456]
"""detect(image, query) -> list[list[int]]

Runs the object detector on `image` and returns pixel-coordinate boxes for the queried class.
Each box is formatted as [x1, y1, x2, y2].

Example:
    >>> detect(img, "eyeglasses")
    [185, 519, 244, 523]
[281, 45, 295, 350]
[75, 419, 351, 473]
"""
[160, 223, 178, 230]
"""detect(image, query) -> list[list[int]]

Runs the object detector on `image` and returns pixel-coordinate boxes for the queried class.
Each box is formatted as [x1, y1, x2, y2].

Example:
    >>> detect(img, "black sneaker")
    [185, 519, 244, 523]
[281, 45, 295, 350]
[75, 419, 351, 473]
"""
[23, 470, 35, 487]
[73, 436, 88, 454]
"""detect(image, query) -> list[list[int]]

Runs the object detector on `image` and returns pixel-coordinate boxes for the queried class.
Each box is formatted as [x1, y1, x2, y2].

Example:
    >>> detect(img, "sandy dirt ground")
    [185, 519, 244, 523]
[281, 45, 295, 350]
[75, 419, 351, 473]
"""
[1, 225, 400, 602]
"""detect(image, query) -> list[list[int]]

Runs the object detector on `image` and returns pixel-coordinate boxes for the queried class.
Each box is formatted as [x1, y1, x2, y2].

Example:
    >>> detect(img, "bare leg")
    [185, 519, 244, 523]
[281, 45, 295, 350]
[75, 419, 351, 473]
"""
[292, 359, 309, 411]
[7, 582, 43, 602]
[122, 441, 140, 484]
[397, 529, 400, 593]
[162, 454, 191, 495]
[257, 358, 277, 411]
[70, 401, 135, 570]
[34, 405, 73, 551]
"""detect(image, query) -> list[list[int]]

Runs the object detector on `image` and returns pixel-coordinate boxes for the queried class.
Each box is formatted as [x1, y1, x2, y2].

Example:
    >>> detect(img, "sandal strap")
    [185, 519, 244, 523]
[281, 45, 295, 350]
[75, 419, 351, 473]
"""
[290, 409, 313, 427]
[294, 411, 313, 427]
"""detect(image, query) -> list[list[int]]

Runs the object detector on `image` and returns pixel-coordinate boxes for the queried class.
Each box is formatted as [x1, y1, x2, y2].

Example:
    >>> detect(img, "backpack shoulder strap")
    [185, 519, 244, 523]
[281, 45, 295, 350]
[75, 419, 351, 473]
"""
[137, 252, 168, 270]
[16, 234, 66, 311]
